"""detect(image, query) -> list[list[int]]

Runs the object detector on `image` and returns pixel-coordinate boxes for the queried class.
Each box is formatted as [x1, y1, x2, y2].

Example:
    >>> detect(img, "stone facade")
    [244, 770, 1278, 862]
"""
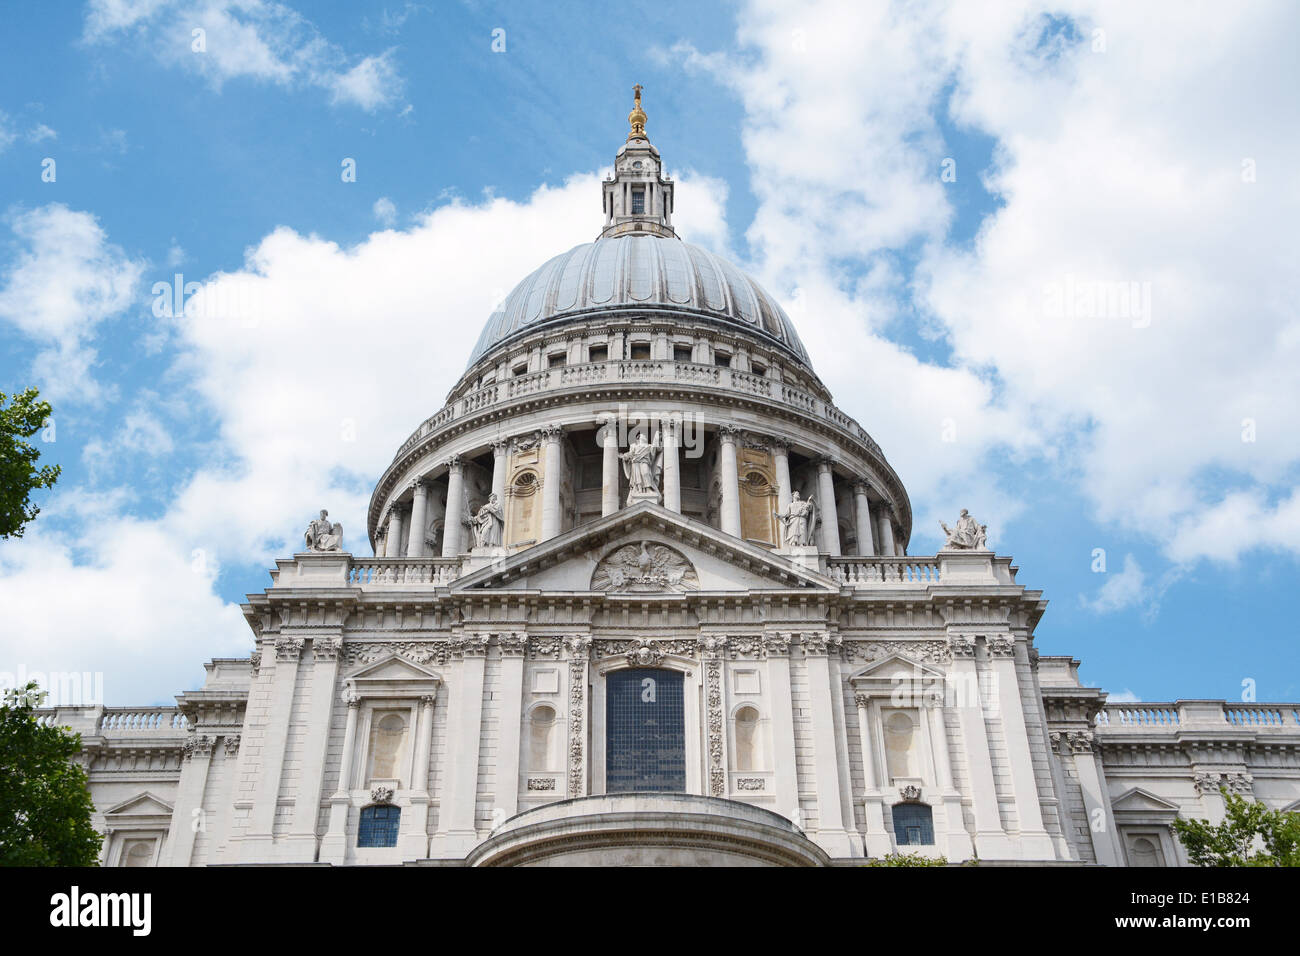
[40, 95, 1300, 867]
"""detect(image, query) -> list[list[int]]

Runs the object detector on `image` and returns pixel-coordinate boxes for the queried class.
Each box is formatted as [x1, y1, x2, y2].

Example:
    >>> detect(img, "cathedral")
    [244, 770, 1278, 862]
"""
[42, 91, 1300, 867]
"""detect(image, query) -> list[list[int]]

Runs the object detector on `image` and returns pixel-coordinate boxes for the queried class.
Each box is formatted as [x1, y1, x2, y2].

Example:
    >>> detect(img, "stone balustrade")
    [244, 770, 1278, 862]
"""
[826, 556, 941, 586]
[392, 359, 885, 462]
[99, 708, 189, 734]
[1095, 702, 1300, 732]
[347, 557, 463, 586]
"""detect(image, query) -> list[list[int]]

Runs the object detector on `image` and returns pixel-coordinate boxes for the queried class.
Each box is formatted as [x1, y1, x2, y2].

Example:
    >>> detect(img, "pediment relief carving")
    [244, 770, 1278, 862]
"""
[591, 540, 700, 593]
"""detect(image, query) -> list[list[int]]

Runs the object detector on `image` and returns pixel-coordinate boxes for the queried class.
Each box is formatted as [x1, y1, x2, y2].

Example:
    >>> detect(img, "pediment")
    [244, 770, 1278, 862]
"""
[453, 502, 836, 594]
[103, 791, 174, 817]
[1111, 787, 1180, 814]
[346, 653, 442, 683]
[850, 654, 948, 684]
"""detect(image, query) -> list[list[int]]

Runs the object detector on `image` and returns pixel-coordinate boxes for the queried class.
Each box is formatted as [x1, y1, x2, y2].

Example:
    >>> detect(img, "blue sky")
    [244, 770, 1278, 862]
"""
[1, 1, 1297, 706]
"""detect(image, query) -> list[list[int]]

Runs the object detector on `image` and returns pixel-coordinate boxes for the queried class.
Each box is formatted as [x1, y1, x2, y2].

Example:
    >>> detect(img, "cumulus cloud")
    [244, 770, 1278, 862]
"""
[372, 197, 397, 226]
[82, 0, 406, 112]
[680, 0, 1300, 561]
[0, 203, 144, 403]
[2, 172, 726, 701]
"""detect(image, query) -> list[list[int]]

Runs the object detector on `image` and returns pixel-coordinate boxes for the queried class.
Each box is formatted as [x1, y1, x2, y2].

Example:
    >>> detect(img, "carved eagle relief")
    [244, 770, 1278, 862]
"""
[590, 540, 700, 592]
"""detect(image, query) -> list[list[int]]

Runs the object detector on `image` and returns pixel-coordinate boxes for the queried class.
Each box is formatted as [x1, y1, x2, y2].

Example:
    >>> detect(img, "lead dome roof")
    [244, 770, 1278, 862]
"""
[466, 235, 812, 368]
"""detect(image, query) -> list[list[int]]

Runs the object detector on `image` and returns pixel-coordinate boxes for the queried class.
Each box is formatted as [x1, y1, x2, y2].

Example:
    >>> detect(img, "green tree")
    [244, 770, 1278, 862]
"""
[0, 387, 60, 539]
[1173, 789, 1300, 867]
[0, 682, 102, 866]
[865, 851, 950, 867]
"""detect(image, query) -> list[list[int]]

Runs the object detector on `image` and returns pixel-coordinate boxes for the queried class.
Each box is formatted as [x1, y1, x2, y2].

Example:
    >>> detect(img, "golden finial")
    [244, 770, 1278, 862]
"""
[627, 83, 647, 141]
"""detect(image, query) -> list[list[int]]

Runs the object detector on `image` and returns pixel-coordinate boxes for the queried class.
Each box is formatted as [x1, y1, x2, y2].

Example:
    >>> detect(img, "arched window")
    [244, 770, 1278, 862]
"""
[529, 705, 558, 771]
[892, 803, 934, 846]
[883, 710, 917, 780]
[357, 805, 401, 848]
[606, 668, 686, 792]
[734, 706, 762, 772]
[367, 712, 408, 783]
[122, 840, 155, 867]
[1129, 836, 1165, 867]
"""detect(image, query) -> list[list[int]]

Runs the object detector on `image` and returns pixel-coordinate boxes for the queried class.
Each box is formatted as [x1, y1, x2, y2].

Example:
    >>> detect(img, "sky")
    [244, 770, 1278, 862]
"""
[0, 0, 1297, 707]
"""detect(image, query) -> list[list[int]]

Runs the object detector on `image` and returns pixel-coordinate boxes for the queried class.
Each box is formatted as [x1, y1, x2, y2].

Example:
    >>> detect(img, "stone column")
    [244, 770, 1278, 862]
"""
[400, 692, 437, 857]
[855, 695, 891, 856]
[441, 456, 464, 557]
[988, 635, 1056, 857]
[406, 479, 429, 558]
[240, 636, 304, 862]
[802, 634, 854, 857]
[285, 636, 343, 861]
[772, 440, 792, 514]
[599, 415, 619, 517]
[948, 635, 1012, 858]
[386, 506, 404, 558]
[1068, 732, 1122, 866]
[718, 426, 742, 537]
[320, 690, 360, 864]
[877, 510, 896, 557]
[540, 425, 563, 540]
[816, 458, 841, 555]
[662, 419, 681, 513]
[927, 697, 975, 861]
[491, 440, 508, 504]
[439, 637, 489, 855]
[852, 481, 878, 556]
[162, 735, 213, 865]
[764, 635, 799, 826]
[495, 635, 528, 820]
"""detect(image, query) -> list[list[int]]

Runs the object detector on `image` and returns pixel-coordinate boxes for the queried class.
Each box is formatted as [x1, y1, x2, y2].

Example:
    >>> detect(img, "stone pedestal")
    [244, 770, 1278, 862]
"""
[465, 546, 508, 573]
[937, 549, 996, 584]
[626, 489, 661, 508]
[778, 545, 821, 573]
[275, 552, 352, 588]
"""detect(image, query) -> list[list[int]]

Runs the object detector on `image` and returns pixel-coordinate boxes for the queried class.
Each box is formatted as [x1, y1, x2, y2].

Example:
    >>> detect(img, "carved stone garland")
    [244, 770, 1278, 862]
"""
[567, 637, 590, 797]
[706, 659, 725, 797]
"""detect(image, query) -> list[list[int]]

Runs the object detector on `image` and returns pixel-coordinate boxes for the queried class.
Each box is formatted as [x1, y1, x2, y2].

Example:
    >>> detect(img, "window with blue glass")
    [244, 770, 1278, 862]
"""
[892, 803, 934, 846]
[357, 805, 401, 847]
[605, 668, 686, 792]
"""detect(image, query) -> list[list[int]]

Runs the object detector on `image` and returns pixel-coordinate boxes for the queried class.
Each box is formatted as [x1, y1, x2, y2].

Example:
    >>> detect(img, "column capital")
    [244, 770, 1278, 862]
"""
[768, 437, 790, 456]
[851, 478, 872, 495]
[275, 636, 305, 661]
[419, 693, 437, 707]
[386, 502, 407, 519]
[443, 454, 464, 473]
[718, 424, 741, 443]
[947, 634, 977, 658]
[312, 636, 342, 661]
[815, 455, 839, 473]
[854, 693, 870, 710]
[499, 632, 529, 657]
[409, 476, 430, 494]
[986, 635, 1016, 658]
[540, 424, 564, 443]
[491, 438, 510, 455]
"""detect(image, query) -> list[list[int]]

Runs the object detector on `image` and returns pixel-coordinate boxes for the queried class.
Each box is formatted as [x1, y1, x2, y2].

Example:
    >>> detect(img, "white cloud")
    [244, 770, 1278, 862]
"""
[83, 0, 406, 112]
[0, 204, 144, 403]
[2, 172, 725, 702]
[1106, 688, 1142, 703]
[0, 112, 15, 151]
[28, 123, 57, 144]
[1080, 553, 1146, 614]
[372, 197, 397, 226]
[680, 0, 1300, 561]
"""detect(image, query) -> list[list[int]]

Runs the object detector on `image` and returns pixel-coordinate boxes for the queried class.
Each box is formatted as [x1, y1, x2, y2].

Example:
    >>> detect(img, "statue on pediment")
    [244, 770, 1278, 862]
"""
[620, 430, 664, 504]
[470, 494, 504, 548]
[775, 491, 817, 548]
[304, 509, 343, 552]
[940, 509, 988, 551]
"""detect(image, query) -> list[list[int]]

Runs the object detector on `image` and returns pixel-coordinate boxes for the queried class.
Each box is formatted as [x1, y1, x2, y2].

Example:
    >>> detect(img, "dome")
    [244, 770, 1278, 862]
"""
[467, 235, 811, 368]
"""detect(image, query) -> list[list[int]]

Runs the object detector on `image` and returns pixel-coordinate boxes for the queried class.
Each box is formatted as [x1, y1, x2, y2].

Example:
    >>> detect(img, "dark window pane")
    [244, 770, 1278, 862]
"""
[606, 668, 685, 792]
[892, 804, 934, 846]
[631, 188, 646, 214]
[357, 805, 401, 847]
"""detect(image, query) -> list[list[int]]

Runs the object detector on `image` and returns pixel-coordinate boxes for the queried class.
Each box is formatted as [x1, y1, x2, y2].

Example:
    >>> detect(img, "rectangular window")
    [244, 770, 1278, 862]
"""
[629, 342, 651, 361]
[512, 363, 528, 377]
[548, 352, 566, 368]
[673, 345, 693, 363]
[751, 361, 767, 376]
[714, 352, 732, 368]
[589, 345, 608, 363]
[357, 805, 402, 848]
[606, 668, 686, 793]
[631, 187, 646, 215]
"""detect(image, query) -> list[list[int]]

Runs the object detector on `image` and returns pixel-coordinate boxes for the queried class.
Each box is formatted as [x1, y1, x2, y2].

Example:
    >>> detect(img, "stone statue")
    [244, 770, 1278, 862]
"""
[304, 509, 343, 552]
[940, 509, 988, 550]
[620, 430, 663, 503]
[470, 494, 504, 548]
[775, 491, 818, 548]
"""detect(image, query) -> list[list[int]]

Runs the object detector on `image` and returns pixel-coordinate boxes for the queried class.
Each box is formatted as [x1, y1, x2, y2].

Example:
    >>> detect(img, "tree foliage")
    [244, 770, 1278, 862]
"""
[0, 387, 60, 539]
[1173, 790, 1300, 867]
[0, 682, 102, 866]
[865, 851, 950, 866]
